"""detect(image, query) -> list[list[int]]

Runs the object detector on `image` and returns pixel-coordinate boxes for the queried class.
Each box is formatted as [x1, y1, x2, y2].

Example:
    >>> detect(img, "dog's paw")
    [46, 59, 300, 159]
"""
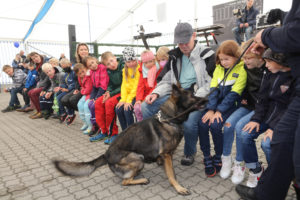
[176, 187, 191, 196]
[141, 178, 150, 185]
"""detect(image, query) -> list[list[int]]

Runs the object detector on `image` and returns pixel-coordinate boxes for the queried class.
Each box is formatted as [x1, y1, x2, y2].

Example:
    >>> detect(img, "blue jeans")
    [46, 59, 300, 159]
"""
[56, 91, 68, 115]
[232, 26, 253, 45]
[261, 137, 271, 164]
[9, 86, 24, 107]
[223, 107, 253, 162]
[237, 121, 269, 169]
[198, 108, 236, 158]
[116, 99, 136, 130]
[77, 96, 92, 128]
[183, 110, 204, 156]
[141, 95, 169, 119]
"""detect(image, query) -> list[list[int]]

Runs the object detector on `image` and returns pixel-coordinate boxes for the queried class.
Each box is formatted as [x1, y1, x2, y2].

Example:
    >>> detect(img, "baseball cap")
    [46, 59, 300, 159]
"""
[174, 22, 194, 44]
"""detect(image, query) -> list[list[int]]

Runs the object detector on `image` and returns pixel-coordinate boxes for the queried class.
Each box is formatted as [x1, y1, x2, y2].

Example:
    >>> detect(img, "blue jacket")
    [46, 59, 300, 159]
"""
[25, 69, 38, 89]
[236, 6, 259, 28]
[262, 0, 300, 78]
[60, 70, 76, 92]
[206, 61, 247, 113]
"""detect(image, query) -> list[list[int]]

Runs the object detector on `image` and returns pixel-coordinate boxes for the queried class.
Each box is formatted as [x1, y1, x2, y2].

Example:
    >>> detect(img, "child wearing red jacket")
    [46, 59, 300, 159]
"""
[74, 63, 93, 134]
[134, 50, 163, 121]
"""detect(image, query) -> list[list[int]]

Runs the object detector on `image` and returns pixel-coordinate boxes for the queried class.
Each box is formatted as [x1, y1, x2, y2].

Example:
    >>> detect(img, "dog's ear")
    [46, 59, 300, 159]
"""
[172, 84, 181, 98]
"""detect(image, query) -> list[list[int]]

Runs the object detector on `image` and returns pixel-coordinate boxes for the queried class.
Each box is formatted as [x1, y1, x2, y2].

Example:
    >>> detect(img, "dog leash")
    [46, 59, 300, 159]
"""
[161, 41, 254, 123]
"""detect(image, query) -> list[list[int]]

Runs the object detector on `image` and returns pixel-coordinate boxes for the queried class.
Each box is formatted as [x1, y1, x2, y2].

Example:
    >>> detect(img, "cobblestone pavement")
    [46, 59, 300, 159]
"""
[0, 92, 297, 200]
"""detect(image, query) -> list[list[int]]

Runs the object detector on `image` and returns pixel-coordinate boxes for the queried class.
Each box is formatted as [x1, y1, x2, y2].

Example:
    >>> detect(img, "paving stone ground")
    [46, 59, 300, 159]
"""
[0, 92, 297, 200]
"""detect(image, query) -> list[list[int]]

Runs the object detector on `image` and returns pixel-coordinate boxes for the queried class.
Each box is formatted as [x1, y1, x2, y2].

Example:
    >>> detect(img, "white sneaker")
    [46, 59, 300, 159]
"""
[220, 155, 232, 179]
[246, 167, 263, 188]
[231, 160, 245, 184]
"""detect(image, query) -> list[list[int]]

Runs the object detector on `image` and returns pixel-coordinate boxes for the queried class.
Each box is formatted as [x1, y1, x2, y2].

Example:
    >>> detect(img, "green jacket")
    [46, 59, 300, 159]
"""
[107, 60, 124, 97]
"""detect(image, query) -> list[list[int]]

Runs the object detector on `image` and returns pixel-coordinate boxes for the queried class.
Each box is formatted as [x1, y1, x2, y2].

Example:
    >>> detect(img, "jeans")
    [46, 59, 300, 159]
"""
[56, 91, 68, 115]
[77, 96, 92, 128]
[237, 122, 269, 169]
[198, 108, 235, 158]
[261, 137, 271, 164]
[116, 99, 136, 131]
[183, 110, 204, 156]
[9, 86, 24, 107]
[232, 26, 253, 45]
[141, 95, 169, 119]
[223, 107, 253, 162]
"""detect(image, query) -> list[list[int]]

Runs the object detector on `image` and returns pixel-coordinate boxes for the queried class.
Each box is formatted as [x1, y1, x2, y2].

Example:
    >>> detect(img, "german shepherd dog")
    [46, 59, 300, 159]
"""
[53, 84, 207, 195]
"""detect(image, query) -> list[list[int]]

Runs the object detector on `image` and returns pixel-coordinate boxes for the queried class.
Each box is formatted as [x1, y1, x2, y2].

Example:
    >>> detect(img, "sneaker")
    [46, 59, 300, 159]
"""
[24, 106, 34, 112]
[66, 114, 76, 125]
[29, 111, 39, 118]
[88, 126, 99, 137]
[204, 156, 216, 177]
[1, 106, 15, 113]
[80, 124, 88, 131]
[231, 160, 245, 185]
[109, 135, 118, 144]
[16, 105, 29, 112]
[31, 112, 42, 119]
[42, 110, 51, 120]
[246, 166, 263, 188]
[60, 114, 68, 123]
[181, 154, 195, 166]
[220, 155, 232, 179]
[104, 137, 111, 145]
[89, 133, 108, 142]
[14, 105, 21, 109]
[213, 155, 222, 173]
[83, 127, 93, 135]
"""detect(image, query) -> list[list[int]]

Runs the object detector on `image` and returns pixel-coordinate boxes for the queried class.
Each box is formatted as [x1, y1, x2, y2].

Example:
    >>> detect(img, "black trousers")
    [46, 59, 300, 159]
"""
[61, 91, 82, 111]
[255, 94, 300, 200]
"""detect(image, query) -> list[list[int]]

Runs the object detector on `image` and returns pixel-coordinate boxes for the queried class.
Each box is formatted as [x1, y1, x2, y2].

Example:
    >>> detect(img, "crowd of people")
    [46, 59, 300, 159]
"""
[2, 0, 300, 198]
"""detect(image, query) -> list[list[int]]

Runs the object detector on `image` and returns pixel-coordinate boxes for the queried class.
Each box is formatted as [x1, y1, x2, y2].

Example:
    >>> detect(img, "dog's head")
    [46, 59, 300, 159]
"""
[160, 84, 208, 123]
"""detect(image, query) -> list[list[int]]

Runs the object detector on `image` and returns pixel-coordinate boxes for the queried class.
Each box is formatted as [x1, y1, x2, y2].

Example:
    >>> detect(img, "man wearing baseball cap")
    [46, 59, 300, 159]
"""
[142, 22, 216, 166]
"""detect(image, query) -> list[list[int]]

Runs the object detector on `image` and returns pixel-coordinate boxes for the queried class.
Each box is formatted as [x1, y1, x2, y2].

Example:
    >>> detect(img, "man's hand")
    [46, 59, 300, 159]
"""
[243, 121, 260, 133]
[145, 94, 158, 104]
[248, 29, 267, 55]
[263, 129, 274, 142]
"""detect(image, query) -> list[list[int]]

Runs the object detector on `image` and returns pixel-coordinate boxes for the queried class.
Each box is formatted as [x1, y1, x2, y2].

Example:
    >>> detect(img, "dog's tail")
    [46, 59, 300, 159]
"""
[53, 154, 107, 177]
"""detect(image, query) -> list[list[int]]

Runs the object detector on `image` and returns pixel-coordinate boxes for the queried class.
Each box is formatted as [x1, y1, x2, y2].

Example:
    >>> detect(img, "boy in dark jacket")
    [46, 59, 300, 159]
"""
[237, 49, 293, 188]
[17, 62, 38, 112]
[2, 65, 27, 112]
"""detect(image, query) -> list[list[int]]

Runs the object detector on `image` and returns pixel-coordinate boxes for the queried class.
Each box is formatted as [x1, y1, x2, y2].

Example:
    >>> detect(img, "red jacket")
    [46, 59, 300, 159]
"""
[136, 65, 163, 101]
[78, 71, 93, 100]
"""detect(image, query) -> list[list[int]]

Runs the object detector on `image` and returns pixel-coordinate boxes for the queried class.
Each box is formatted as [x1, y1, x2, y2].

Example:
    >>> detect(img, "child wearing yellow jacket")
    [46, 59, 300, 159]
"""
[198, 40, 247, 177]
[115, 47, 140, 130]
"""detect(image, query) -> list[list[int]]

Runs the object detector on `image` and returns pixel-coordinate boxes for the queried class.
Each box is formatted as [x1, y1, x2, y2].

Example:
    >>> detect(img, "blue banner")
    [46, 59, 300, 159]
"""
[23, 0, 55, 41]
